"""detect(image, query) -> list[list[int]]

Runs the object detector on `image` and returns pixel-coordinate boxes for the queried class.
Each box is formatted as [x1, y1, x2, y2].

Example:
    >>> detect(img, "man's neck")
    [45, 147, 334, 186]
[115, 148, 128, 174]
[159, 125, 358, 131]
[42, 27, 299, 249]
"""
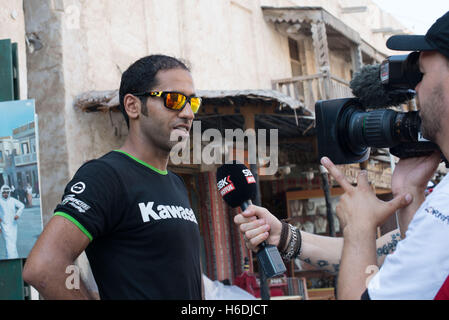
[120, 135, 169, 173]
[436, 133, 449, 165]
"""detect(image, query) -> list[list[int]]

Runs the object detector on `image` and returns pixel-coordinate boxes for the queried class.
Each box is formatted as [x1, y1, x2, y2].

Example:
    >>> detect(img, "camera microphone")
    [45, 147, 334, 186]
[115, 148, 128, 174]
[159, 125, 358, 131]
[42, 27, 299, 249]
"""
[216, 162, 286, 278]
[350, 64, 415, 109]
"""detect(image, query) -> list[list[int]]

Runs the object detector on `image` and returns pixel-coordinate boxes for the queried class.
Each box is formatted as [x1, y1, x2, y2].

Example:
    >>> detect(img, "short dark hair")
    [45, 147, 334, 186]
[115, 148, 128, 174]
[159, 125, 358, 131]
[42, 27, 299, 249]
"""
[118, 55, 190, 127]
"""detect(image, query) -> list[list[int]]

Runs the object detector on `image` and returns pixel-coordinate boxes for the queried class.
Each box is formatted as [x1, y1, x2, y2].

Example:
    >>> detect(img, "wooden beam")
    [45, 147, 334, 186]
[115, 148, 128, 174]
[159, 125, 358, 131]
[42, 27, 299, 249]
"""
[286, 187, 345, 201]
[198, 103, 278, 116]
[241, 108, 255, 130]
[278, 136, 316, 144]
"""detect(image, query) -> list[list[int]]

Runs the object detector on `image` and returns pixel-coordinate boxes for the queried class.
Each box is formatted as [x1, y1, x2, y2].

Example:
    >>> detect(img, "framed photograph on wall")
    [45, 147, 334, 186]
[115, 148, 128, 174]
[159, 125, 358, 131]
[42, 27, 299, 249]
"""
[0, 99, 43, 260]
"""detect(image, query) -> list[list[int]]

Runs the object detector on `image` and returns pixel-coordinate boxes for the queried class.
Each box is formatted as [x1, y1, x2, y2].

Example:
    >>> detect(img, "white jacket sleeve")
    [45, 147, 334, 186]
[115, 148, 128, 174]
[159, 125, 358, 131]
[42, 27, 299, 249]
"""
[13, 198, 25, 217]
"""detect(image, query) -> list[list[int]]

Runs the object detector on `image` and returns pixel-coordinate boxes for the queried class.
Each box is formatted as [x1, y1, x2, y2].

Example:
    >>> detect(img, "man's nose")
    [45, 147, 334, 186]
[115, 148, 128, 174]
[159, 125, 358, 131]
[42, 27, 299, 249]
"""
[179, 102, 195, 120]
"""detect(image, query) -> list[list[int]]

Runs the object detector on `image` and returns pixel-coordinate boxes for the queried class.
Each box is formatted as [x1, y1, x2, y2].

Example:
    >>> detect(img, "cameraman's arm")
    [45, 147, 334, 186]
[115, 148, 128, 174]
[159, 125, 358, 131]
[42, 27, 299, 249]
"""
[396, 192, 426, 239]
[391, 153, 440, 239]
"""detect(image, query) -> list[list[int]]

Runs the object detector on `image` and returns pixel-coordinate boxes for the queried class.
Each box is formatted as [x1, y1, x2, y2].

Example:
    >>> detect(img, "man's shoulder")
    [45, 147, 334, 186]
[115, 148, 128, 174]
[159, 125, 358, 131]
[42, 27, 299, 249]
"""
[167, 169, 184, 182]
[79, 151, 126, 170]
[167, 170, 189, 190]
[74, 151, 126, 181]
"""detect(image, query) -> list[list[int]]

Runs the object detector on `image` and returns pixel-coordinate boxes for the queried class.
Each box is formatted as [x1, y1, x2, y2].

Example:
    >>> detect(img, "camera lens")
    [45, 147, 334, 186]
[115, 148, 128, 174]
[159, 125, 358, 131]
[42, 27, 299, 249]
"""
[338, 106, 421, 155]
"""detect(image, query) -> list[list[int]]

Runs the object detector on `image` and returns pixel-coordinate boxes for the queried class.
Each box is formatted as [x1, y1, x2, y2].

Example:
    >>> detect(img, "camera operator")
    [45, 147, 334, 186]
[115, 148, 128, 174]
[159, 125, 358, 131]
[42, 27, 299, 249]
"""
[235, 11, 449, 299]
[322, 11, 449, 300]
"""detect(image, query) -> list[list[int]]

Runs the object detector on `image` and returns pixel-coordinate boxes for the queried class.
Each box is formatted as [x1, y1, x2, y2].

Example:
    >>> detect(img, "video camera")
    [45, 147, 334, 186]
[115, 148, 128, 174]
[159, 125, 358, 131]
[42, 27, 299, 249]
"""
[316, 51, 442, 165]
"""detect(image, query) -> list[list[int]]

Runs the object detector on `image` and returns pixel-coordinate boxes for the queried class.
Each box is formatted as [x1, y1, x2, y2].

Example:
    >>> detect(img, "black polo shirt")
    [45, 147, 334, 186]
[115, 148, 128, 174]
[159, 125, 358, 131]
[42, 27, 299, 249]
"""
[54, 150, 202, 300]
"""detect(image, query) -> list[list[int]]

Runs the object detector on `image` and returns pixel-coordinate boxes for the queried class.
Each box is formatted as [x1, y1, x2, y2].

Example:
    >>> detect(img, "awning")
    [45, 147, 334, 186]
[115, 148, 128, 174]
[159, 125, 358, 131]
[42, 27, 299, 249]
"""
[73, 88, 316, 140]
[262, 6, 387, 62]
[262, 6, 361, 45]
[74, 88, 311, 116]
[197, 89, 310, 114]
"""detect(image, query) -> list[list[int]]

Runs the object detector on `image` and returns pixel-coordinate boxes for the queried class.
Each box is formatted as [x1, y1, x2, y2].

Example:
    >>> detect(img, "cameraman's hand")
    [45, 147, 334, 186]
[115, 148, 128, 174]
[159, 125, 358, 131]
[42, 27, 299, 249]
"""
[234, 205, 282, 251]
[320, 157, 413, 235]
[391, 152, 440, 196]
[321, 156, 412, 300]
[391, 152, 440, 237]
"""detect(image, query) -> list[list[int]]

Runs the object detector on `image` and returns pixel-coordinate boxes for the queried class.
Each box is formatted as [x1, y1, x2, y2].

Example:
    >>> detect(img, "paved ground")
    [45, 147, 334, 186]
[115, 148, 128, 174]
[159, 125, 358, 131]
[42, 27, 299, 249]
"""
[0, 197, 43, 260]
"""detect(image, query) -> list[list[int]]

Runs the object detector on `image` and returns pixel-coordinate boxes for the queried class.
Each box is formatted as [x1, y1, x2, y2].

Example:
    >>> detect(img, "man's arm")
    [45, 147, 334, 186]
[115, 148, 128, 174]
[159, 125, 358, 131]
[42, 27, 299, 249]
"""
[23, 215, 93, 299]
[320, 157, 412, 299]
[13, 198, 25, 219]
[391, 153, 440, 238]
[300, 229, 401, 274]
[234, 206, 402, 275]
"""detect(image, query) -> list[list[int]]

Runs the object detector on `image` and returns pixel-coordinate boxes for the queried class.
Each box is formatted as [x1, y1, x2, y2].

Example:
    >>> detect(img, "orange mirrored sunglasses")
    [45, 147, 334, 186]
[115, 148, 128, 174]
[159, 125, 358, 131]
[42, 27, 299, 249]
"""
[134, 91, 202, 113]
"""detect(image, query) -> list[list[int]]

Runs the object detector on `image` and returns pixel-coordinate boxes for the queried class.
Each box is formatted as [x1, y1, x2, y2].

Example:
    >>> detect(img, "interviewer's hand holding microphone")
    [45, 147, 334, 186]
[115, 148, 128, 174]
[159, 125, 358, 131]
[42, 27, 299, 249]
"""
[234, 205, 283, 252]
[234, 156, 417, 253]
[217, 162, 287, 278]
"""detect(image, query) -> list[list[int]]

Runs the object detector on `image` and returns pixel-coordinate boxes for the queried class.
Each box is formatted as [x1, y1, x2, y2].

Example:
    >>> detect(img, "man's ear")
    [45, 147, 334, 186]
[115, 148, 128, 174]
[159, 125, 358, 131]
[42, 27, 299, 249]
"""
[123, 94, 141, 121]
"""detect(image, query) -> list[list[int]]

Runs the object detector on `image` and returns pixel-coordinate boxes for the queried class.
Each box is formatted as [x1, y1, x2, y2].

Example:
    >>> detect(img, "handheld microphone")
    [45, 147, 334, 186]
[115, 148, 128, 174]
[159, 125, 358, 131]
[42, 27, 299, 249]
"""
[216, 162, 286, 278]
[350, 64, 415, 108]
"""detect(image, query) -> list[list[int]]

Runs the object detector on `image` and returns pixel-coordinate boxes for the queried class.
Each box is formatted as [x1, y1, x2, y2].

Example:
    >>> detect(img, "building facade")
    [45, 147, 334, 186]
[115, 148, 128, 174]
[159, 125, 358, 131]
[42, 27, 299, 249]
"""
[0, 122, 38, 202]
[0, 136, 20, 187]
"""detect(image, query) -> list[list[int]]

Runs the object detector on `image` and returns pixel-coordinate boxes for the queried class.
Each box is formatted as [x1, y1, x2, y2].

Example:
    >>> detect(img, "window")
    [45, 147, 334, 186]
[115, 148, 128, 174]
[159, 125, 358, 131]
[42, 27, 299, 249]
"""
[21, 142, 29, 154]
[289, 37, 300, 61]
[288, 37, 303, 77]
[17, 172, 23, 187]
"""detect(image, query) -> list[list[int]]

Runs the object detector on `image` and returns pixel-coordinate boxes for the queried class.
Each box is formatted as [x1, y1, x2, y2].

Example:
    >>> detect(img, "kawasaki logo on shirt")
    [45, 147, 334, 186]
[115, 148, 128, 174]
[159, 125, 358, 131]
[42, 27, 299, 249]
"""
[138, 202, 198, 224]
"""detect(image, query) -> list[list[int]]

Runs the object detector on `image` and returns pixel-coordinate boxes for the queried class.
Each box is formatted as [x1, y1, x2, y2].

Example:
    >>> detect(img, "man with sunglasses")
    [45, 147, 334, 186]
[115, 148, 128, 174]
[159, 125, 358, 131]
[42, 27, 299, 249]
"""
[23, 55, 203, 300]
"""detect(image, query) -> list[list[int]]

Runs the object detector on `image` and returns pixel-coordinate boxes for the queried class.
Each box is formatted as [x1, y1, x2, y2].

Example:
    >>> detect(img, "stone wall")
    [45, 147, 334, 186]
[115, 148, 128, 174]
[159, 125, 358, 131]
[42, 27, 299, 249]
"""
[23, 0, 291, 223]
[20, 0, 409, 224]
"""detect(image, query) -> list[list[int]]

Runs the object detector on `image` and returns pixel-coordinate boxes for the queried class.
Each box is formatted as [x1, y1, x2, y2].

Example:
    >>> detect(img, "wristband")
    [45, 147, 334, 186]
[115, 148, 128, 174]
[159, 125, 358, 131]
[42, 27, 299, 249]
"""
[281, 224, 298, 261]
[278, 221, 289, 251]
[280, 224, 302, 261]
[292, 227, 302, 259]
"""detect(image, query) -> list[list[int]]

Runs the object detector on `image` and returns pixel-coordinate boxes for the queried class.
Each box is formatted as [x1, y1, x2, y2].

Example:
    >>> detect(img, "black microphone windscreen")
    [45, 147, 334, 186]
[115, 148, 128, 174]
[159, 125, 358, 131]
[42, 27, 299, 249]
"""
[216, 162, 257, 208]
[350, 64, 414, 108]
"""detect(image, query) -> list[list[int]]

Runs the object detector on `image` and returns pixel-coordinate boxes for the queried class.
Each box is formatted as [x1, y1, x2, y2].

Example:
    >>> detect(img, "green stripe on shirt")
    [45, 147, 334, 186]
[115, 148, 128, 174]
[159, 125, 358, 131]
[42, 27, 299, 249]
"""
[54, 211, 93, 242]
[113, 149, 168, 175]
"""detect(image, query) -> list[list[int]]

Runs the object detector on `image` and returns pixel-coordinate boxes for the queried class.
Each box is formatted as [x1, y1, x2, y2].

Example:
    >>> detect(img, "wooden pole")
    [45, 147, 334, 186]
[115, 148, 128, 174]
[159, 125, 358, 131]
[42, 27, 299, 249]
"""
[242, 109, 270, 300]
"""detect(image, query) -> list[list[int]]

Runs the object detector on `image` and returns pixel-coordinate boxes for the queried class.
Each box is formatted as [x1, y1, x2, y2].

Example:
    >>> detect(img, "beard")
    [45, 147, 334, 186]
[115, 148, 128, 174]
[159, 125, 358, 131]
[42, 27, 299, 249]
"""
[419, 84, 445, 142]
[140, 117, 173, 154]
[140, 114, 189, 154]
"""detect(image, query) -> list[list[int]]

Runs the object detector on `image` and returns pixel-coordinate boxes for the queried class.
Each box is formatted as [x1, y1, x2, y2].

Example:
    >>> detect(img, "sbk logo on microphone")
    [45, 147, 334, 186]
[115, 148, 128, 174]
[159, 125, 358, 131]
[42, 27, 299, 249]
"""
[217, 175, 235, 196]
[242, 169, 256, 184]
